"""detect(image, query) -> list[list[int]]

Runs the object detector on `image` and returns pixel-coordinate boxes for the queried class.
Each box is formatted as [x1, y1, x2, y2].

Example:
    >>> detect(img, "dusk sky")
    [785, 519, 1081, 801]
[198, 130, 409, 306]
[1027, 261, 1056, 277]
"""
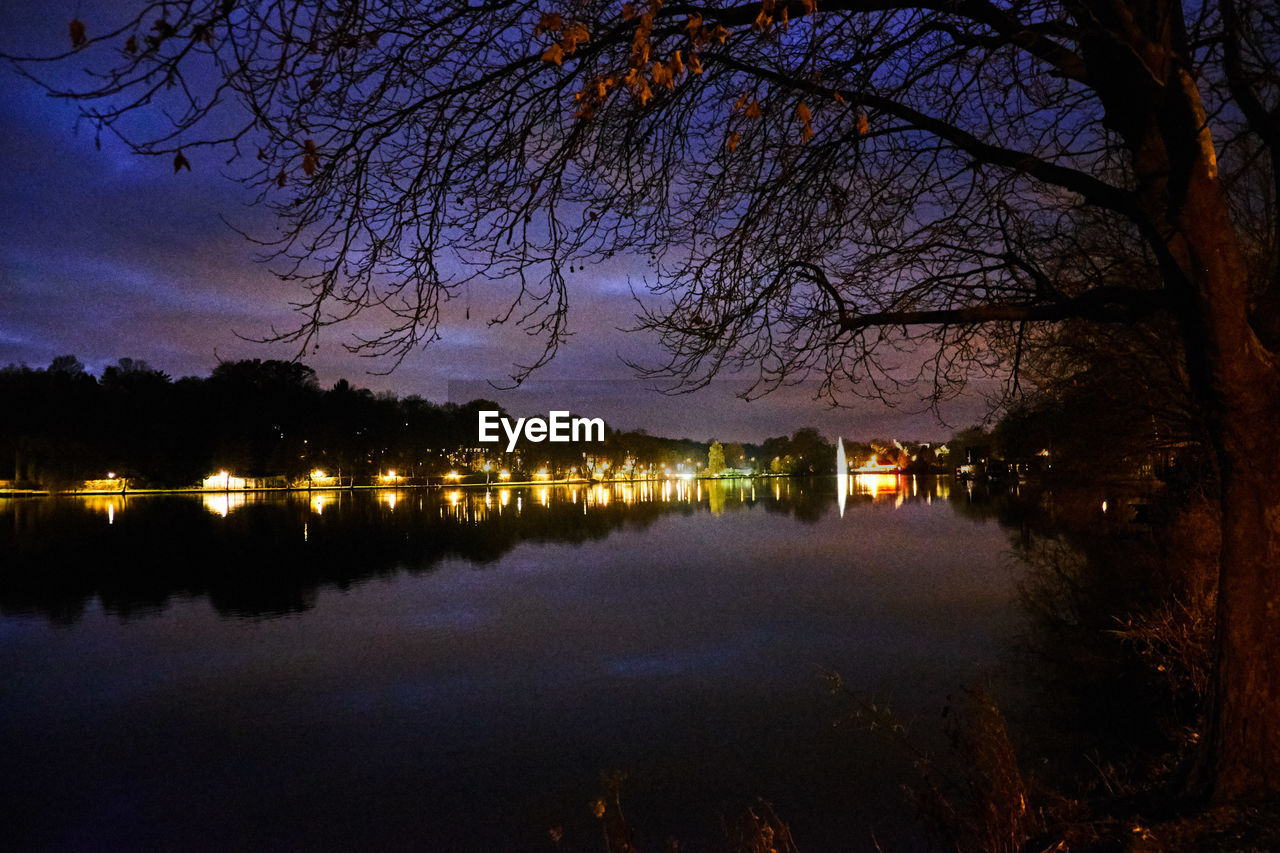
[0, 2, 992, 442]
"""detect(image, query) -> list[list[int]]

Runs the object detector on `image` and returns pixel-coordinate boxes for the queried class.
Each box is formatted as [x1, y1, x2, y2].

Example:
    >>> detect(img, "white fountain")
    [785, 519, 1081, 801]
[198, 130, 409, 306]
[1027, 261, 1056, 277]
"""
[835, 436, 848, 517]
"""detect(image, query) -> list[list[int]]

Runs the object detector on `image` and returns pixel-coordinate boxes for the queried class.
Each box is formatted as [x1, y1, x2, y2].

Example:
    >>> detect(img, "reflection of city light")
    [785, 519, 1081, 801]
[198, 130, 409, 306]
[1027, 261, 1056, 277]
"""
[499, 489, 511, 507]
[446, 470, 461, 481]
[201, 492, 246, 517]
[383, 491, 398, 510]
[498, 469, 510, 480]
[448, 490, 462, 507]
[311, 493, 328, 514]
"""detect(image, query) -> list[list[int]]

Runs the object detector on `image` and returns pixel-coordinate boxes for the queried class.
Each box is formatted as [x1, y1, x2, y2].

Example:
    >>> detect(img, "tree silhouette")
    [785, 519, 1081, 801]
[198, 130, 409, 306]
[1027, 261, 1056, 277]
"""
[7, 0, 1280, 799]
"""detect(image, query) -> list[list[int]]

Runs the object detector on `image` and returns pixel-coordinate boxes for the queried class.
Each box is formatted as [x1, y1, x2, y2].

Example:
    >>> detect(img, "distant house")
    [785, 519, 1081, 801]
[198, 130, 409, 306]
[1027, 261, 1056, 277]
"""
[203, 473, 246, 490]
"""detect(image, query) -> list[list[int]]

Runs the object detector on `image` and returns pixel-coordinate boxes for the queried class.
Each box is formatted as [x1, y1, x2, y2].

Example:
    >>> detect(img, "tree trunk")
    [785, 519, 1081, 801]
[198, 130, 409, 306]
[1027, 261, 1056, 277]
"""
[1211, 419, 1280, 800]
[1175, 127, 1280, 802]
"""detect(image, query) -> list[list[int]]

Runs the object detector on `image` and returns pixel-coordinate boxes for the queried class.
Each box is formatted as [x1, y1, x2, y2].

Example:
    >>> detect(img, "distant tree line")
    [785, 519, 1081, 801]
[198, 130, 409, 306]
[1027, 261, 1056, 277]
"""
[1, 356, 938, 488]
[5, 353, 1190, 490]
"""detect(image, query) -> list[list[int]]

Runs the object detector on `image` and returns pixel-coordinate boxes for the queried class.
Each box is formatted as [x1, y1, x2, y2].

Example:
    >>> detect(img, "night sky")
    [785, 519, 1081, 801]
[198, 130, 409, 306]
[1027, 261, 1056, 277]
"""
[0, 2, 990, 442]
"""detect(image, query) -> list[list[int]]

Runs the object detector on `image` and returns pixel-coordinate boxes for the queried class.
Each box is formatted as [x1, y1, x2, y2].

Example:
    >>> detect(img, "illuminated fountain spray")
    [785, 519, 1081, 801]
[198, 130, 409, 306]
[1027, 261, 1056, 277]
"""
[836, 436, 848, 517]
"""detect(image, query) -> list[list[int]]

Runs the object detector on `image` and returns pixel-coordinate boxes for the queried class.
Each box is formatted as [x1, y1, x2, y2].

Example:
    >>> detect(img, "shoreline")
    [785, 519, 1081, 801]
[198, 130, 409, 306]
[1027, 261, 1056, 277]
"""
[0, 472, 817, 498]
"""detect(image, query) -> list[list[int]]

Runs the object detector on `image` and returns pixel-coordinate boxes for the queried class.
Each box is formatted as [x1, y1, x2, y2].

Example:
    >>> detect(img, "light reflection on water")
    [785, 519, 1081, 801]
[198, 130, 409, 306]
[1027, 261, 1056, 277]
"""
[171, 474, 951, 525]
[0, 477, 1016, 852]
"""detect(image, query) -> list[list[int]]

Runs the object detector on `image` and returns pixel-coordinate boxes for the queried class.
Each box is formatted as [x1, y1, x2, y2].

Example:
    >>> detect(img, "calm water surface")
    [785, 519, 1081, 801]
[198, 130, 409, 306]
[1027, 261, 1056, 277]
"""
[1, 477, 1022, 851]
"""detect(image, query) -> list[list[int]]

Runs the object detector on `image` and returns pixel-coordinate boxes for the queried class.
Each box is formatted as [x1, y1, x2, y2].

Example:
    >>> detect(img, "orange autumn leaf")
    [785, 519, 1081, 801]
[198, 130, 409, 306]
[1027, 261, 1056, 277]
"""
[796, 103, 812, 123]
[726, 131, 741, 152]
[535, 12, 563, 35]
[541, 43, 565, 65]
[745, 99, 762, 119]
[857, 112, 869, 135]
[561, 22, 589, 53]
[652, 60, 674, 89]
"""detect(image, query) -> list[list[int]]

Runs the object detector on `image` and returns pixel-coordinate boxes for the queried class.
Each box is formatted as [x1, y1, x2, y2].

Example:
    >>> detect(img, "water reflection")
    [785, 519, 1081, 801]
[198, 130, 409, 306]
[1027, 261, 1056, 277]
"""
[0, 477, 995, 623]
[0, 475, 1025, 853]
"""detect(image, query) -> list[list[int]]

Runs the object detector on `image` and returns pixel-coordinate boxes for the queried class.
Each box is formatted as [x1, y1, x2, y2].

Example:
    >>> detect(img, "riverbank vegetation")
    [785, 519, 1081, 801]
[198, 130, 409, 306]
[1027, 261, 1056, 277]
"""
[0, 356, 952, 490]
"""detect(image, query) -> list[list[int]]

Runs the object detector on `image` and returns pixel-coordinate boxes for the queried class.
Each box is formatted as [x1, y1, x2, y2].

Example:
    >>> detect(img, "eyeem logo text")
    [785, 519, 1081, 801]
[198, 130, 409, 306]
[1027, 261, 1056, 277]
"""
[478, 410, 606, 452]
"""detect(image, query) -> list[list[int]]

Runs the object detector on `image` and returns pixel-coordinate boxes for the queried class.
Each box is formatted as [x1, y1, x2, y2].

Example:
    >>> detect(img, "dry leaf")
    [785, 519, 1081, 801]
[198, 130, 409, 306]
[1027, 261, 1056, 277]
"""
[561, 22, 589, 53]
[652, 61, 673, 89]
[541, 43, 565, 65]
[796, 103, 812, 122]
[856, 112, 869, 135]
[535, 12, 563, 35]
[745, 99, 762, 119]
[69, 19, 87, 48]
[726, 131, 741, 152]
[124, 34, 137, 53]
[276, 170, 287, 188]
[173, 150, 191, 172]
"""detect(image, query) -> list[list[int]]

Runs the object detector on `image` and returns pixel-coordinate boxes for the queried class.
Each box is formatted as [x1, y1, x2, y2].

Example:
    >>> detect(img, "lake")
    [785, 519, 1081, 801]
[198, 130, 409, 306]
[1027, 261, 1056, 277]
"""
[0, 477, 1023, 851]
